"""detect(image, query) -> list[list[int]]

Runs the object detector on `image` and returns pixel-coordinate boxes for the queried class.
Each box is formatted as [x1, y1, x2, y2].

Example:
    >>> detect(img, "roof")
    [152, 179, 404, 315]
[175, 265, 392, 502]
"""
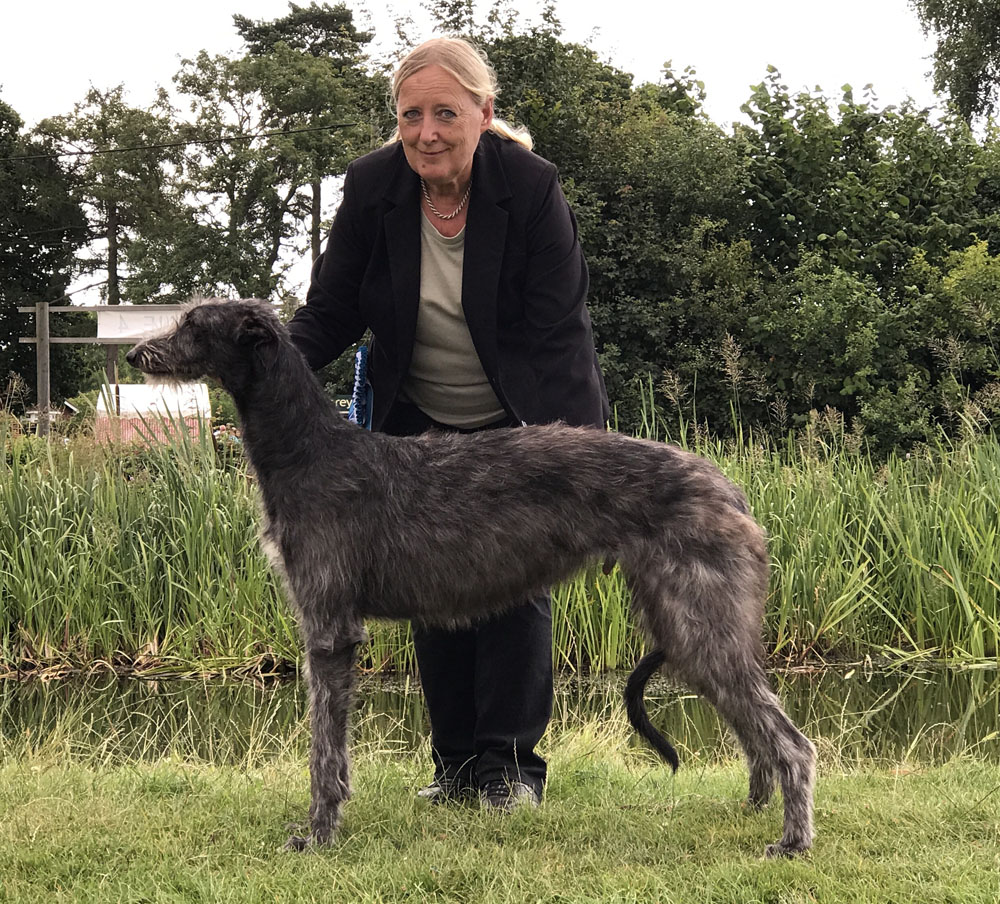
[94, 382, 212, 445]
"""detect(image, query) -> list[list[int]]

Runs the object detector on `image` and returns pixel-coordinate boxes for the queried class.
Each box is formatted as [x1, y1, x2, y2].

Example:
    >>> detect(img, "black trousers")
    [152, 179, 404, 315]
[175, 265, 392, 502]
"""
[381, 400, 553, 795]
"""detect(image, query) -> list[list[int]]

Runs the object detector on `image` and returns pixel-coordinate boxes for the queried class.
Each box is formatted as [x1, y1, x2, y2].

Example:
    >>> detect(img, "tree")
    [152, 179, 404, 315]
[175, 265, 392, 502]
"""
[234, 1, 372, 60]
[581, 85, 750, 426]
[154, 4, 386, 300]
[910, 0, 1000, 122]
[234, 3, 387, 259]
[732, 70, 997, 449]
[35, 87, 183, 306]
[34, 87, 184, 380]
[168, 51, 335, 298]
[485, 23, 634, 175]
[0, 98, 98, 408]
[486, 24, 748, 426]
[738, 69, 981, 285]
[423, 0, 477, 35]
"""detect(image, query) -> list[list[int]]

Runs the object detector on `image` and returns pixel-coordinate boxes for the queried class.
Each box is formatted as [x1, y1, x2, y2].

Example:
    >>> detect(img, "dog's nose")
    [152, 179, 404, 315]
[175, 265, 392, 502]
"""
[125, 347, 139, 366]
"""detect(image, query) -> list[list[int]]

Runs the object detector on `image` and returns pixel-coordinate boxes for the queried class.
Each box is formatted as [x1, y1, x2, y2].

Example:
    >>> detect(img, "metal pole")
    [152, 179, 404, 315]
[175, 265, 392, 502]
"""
[35, 300, 50, 437]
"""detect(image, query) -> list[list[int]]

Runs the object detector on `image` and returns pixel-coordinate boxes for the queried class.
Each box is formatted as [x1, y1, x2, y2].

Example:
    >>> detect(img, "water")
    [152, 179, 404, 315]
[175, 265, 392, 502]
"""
[1, 667, 997, 765]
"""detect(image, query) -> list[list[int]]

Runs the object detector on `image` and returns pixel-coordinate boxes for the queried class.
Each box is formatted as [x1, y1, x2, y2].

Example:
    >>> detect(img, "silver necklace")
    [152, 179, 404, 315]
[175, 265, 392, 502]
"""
[421, 178, 472, 220]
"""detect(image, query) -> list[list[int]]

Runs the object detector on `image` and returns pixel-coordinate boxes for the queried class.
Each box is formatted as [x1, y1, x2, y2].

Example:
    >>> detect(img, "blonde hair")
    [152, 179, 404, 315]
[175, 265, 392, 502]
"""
[387, 36, 533, 150]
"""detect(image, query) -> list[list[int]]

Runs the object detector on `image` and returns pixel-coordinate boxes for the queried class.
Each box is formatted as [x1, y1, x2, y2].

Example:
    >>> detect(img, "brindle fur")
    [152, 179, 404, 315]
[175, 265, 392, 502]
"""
[126, 298, 816, 857]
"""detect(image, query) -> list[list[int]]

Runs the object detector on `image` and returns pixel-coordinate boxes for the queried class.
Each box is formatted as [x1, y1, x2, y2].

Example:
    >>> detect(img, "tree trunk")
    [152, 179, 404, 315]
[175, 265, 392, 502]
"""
[311, 177, 322, 261]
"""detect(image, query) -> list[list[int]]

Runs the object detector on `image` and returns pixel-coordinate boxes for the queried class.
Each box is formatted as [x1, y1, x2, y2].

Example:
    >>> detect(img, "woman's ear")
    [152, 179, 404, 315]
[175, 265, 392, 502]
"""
[480, 97, 494, 134]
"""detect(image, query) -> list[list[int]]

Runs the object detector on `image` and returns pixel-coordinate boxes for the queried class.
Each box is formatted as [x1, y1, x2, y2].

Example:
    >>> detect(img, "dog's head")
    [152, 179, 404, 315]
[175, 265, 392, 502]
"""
[126, 298, 282, 394]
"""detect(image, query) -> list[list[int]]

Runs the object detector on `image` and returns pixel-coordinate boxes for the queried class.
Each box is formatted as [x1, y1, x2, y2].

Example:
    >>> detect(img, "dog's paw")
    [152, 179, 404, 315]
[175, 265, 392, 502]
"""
[744, 795, 771, 813]
[283, 834, 312, 852]
[283, 824, 336, 851]
[763, 839, 810, 859]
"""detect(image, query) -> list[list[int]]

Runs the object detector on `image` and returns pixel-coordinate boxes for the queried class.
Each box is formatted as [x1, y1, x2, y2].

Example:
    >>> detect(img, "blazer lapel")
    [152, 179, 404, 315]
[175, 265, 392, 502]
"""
[382, 148, 422, 376]
[463, 135, 511, 382]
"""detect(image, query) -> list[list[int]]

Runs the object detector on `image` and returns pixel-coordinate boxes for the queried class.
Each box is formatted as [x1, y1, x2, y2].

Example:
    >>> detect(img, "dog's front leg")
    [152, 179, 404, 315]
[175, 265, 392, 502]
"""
[285, 636, 361, 851]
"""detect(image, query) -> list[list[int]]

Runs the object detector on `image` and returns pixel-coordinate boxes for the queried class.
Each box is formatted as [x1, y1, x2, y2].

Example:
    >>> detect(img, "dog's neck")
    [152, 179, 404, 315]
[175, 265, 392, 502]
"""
[230, 335, 350, 474]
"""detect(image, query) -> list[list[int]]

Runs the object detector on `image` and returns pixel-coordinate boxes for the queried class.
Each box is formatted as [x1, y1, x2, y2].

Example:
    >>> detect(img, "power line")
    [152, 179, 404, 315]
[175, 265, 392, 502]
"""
[10, 281, 109, 309]
[3, 122, 358, 162]
[13, 224, 92, 239]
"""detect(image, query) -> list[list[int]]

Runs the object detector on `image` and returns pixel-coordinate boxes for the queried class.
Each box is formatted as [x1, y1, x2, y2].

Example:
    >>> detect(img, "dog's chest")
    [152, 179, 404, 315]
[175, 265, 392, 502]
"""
[256, 506, 288, 575]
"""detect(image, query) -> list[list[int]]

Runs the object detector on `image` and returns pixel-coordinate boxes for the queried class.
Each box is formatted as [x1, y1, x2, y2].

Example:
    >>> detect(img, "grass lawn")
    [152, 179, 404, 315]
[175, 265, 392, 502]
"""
[1, 722, 998, 904]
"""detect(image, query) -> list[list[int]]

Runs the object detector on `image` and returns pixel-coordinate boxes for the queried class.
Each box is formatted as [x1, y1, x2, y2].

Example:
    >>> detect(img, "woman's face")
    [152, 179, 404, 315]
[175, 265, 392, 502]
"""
[396, 64, 493, 191]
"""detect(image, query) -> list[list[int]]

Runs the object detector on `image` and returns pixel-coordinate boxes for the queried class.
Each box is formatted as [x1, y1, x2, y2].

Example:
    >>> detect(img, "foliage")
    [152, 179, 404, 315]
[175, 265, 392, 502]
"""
[739, 71, 981, 282]
[207, 385, 240, 429]
[61, 389, 100, 435]
[10, 15, 1000, 450]
[710, 71, 997, 450]
[234, 1, 371, 60]
[485, 25, 634, 175]
[483, 27, 749, 426]
[583, 91, 750, 424]
[910, 0, 1000, 122]
[34, 87, 183, 306]
[173, 49, 315, 298]
[234, 3, 390, 259]
[139, 4, 386, 301]
[0, 98, 98, 406]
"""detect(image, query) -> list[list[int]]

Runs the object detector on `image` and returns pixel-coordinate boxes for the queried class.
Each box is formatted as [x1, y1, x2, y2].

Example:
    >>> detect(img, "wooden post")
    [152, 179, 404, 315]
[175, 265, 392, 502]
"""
[106, 202, 120, 387]
[35, 300, 50, 437]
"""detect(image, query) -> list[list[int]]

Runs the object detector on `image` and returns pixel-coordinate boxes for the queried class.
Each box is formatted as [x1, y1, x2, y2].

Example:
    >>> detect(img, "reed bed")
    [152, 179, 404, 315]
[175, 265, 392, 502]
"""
[2, 414, 998, 676]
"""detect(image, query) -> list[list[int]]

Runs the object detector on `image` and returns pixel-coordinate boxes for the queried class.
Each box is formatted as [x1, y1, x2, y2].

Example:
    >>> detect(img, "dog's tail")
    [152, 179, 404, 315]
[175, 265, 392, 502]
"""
[624, 649, 679, 772]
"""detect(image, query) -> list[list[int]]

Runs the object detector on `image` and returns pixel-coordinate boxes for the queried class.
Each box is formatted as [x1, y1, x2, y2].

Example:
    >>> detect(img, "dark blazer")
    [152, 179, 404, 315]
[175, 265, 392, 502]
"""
[287, 131, 609, 430]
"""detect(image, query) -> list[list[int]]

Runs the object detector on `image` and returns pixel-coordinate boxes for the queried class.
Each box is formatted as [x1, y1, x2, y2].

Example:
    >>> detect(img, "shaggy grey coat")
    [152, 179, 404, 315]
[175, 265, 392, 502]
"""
[126, 299, 816, 858]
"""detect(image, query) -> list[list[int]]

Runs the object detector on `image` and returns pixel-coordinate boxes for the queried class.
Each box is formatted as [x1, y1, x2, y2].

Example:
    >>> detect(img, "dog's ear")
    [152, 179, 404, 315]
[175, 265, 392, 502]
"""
[236, 303, 280, 348]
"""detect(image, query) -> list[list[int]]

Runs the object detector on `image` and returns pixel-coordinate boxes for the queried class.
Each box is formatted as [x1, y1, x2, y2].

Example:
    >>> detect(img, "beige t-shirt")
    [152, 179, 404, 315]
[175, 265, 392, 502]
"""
[401, 214, 506, 428]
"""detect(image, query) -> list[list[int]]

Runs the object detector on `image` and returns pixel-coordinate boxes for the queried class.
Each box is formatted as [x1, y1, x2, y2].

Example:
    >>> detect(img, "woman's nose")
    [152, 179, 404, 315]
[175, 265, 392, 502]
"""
[419, 118, 438, 144]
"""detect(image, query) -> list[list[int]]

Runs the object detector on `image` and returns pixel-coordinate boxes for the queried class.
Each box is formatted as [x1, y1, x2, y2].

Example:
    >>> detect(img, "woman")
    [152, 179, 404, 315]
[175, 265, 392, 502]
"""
[287, 36, 608, 810]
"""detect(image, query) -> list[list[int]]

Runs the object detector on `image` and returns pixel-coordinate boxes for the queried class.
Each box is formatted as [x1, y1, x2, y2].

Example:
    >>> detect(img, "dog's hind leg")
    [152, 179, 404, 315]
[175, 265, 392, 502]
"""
[628, 563, 815, 857]
[746, 746, 778, 811]
[696, 663, 816, 857]
[285, 632, 364, 851]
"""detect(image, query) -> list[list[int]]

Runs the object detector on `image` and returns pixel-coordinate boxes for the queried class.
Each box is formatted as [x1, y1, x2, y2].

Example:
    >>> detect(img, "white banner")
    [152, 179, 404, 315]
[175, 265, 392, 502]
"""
[97, 307, 182, 340]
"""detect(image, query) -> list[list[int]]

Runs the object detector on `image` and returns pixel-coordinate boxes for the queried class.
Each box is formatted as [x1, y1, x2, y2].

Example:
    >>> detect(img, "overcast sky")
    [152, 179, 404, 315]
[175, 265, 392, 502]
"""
[2, 0, 940, 129]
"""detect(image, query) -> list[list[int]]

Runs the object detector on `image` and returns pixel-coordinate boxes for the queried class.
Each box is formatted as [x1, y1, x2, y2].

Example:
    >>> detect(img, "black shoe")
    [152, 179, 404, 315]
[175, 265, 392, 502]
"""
[416, 778, 476, 805]
[479, 779, 541, 812]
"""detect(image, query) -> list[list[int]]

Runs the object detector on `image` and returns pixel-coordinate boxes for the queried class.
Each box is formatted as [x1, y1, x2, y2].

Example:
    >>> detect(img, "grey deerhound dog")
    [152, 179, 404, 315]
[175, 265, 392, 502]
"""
[127, 298, 815, 857]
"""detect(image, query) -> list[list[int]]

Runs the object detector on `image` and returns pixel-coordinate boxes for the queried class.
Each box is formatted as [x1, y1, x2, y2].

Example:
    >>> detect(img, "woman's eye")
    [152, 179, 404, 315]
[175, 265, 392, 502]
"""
[438, 109, 456, 120]
[401, 110, 420, 121]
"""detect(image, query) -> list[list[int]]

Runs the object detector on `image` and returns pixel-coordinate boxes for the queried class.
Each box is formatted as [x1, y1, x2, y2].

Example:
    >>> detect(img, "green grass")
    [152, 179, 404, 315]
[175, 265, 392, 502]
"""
[3, 415, 1000, 674]
[1, 722, 998, 904]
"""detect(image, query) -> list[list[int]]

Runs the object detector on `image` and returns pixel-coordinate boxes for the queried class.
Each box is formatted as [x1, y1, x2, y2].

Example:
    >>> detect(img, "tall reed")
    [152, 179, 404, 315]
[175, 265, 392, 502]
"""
[2, 411, 998, 675]
[1, 422, 297, 673]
